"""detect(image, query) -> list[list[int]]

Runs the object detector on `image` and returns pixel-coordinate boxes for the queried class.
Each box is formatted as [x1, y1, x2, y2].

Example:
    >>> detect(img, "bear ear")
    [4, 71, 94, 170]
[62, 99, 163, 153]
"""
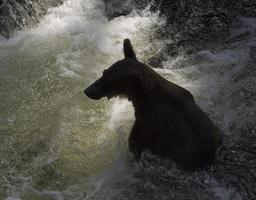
[123, 39, 137, 60]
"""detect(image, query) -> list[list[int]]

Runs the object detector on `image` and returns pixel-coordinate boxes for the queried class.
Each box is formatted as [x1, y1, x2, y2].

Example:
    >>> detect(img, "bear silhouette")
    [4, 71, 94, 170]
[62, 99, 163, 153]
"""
[84, 39, 223, 170]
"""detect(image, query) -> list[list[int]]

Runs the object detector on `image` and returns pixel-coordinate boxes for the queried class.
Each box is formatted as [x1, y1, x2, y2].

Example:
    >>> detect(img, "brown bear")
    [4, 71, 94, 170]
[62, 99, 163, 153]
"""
[84, 39, 223, 170]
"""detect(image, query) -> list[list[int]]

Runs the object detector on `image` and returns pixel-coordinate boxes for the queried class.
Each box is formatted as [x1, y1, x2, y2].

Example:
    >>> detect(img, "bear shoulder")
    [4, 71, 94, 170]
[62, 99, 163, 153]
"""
[131, 104, 194, 144]
[164, 80, 195, 103]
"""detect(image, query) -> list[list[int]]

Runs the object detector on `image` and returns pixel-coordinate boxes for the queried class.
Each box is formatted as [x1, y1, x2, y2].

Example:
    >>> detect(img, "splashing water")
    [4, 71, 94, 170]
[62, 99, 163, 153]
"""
[1, 0, 256, 199]
[0, 0, 164, 199]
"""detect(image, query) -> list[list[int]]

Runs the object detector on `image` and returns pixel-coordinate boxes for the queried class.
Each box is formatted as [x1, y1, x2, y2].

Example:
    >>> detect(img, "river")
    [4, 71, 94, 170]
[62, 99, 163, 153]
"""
[0, 0, 256, 199]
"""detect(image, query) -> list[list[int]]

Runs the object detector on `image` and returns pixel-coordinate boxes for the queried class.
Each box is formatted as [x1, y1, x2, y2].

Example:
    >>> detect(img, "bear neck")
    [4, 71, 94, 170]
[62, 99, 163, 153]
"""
[126, 63, 169, 118]
[129, 81, 165, 118]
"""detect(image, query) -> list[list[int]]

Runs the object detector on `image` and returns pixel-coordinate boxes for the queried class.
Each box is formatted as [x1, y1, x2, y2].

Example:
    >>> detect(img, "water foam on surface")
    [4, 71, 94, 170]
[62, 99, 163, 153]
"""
[0, 0, 164, 199]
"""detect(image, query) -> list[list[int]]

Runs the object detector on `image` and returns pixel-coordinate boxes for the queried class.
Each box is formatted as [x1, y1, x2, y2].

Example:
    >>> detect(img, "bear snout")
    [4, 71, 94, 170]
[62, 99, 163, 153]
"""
[84, 79, 105, 100]
[84, 87, 101, 100]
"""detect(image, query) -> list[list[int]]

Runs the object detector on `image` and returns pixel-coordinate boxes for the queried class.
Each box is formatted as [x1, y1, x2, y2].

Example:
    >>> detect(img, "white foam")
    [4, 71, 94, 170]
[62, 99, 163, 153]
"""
[0, 0, 164, 199]
[107, 98, 134, 132]
[0, 0, 163, 58]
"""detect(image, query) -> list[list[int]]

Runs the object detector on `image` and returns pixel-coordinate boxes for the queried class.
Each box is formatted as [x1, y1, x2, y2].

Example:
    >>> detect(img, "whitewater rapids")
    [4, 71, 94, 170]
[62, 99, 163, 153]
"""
[0, 0, 256, 200]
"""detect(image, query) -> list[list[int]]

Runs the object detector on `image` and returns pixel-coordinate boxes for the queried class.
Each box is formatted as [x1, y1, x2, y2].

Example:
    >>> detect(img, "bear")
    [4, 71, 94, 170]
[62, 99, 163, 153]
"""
[84, 39, 223, 170]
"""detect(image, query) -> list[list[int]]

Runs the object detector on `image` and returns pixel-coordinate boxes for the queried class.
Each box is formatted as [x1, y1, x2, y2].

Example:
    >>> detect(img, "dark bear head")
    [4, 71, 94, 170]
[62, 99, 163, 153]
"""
[84, 39, 147, 100]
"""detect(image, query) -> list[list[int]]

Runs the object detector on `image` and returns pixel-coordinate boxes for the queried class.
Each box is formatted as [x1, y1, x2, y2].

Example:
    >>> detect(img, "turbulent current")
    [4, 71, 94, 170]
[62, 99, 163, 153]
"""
[0, 0, 256, 200]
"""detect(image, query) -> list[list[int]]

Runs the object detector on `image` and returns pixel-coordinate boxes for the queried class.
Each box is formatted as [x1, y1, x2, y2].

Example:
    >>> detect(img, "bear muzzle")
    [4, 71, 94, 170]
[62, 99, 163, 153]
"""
[84, 78, 106, 100]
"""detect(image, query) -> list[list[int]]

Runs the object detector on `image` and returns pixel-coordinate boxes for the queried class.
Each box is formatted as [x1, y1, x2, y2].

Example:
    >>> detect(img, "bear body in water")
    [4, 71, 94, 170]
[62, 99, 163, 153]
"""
[84, 39, 222, 170]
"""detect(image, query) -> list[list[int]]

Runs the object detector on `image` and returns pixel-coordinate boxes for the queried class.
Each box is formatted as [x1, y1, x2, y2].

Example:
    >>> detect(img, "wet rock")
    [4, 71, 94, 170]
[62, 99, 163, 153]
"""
[103, 0, 256, 57]
[0, 0, 63, 38]
[102, 0, 135, 20]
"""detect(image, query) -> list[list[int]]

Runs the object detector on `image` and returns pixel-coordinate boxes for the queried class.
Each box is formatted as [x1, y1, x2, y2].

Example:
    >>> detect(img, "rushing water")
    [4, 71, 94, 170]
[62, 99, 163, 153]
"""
[0, 0, 164, 199]
[1, 0, 256, 200]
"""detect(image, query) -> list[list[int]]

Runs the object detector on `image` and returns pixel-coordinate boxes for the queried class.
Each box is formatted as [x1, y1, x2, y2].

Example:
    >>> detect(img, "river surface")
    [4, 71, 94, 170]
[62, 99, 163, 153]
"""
[0, 0, 256, 200]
